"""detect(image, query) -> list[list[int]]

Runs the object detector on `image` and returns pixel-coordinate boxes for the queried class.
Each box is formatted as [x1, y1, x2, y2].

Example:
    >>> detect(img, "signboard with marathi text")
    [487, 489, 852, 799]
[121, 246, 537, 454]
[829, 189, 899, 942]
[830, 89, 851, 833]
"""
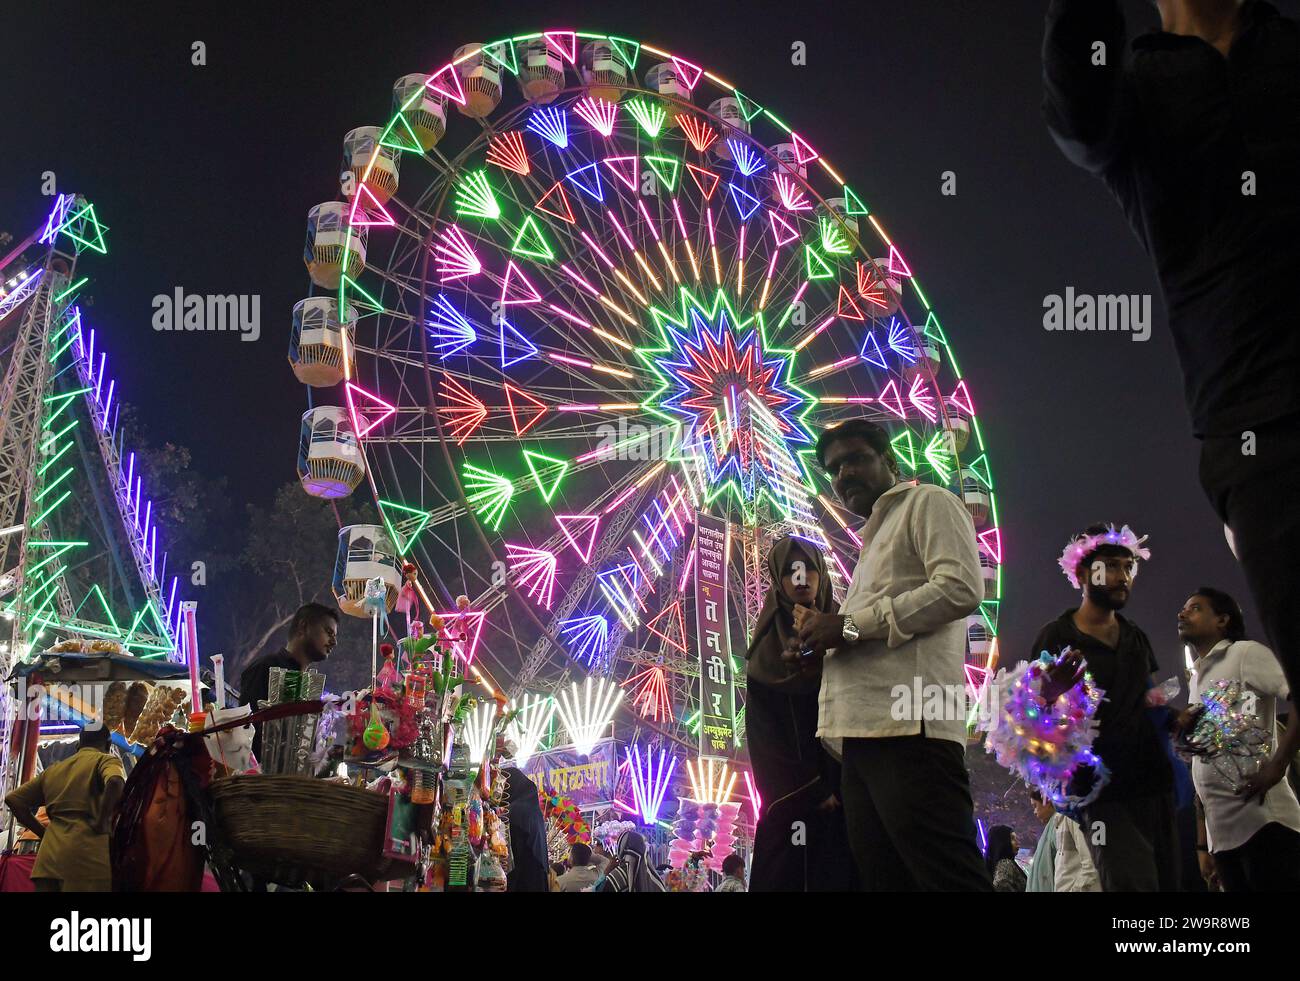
[693, 511, 736, 755]
[521, 738, 616, 807]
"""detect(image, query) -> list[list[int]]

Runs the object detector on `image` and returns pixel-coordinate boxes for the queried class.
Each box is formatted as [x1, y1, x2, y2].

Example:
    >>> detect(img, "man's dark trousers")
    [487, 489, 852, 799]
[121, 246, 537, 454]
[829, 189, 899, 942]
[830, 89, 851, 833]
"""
[1199, 416, 1300, 706]
[839, 732, 992, 891]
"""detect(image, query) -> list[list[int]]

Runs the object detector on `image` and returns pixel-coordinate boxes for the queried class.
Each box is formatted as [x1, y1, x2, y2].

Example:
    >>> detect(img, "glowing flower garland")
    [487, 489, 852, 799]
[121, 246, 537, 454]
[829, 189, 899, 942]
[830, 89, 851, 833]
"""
[1057, 523, 1151, 589]
[981, 650, 1109, 809]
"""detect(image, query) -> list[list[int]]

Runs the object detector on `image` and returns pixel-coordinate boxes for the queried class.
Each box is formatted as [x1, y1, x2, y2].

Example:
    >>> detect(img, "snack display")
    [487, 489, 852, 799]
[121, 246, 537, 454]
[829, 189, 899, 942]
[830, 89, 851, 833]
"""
[102, 681, 127, 732]
[122, 682, 150, 734]
[128, 684, 187, 745]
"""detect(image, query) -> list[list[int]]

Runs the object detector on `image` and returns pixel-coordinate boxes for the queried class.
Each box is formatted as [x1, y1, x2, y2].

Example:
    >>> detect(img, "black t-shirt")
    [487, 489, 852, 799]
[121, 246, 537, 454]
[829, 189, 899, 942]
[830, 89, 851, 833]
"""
[1030, 610, 1172, 802]
[238, 648, 299, 758]
[1043, 0, 1300, 436]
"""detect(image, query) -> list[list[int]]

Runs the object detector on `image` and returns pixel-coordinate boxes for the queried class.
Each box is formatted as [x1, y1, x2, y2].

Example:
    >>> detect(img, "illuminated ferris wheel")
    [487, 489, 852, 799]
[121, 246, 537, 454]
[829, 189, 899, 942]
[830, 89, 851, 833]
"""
[289, 29, 1004, 789]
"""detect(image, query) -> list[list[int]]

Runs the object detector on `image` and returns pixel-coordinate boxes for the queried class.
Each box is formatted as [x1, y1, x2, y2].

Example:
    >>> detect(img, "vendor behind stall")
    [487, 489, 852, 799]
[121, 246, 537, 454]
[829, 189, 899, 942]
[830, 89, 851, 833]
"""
[238, 602, 338, 758]
[4, 724, 125, 892]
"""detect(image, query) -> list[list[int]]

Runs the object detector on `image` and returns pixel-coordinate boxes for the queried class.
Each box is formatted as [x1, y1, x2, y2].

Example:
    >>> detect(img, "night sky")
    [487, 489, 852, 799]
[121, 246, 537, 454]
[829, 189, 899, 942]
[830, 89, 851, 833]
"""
[4, 0, 1285, 684]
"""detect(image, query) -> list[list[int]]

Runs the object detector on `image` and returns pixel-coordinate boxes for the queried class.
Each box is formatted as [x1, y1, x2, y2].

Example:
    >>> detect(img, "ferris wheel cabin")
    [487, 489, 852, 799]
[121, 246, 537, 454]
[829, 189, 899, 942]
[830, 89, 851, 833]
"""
[289, 297, 355, 388]
[393, 74, 447, 152]
[581, 41, 628, 102]
[709, 97, 748, 162]
[304, 202, 367, 289]
[644, 62, 691, 121]
[333, 524, 402, 617]
[342, 126, 401, 207]
[297, 406, 365, 500]
[519, 38, 566, 104]
[454, 44, 502, 118]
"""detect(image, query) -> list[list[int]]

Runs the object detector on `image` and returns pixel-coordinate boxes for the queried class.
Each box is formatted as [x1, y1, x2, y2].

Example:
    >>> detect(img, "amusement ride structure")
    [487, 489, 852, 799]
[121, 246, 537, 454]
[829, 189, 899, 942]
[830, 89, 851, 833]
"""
[291, 29, 1005, 823]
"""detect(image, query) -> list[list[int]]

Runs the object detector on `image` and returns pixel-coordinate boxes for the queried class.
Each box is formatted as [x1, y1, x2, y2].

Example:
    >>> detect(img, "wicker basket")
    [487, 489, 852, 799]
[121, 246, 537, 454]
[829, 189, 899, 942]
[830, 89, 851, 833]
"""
[209, 775, 415, 888]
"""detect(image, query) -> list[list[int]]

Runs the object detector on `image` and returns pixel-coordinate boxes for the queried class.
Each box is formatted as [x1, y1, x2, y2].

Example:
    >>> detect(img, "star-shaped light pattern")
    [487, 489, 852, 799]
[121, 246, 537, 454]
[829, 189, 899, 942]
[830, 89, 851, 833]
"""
[639, 292, 815, 514]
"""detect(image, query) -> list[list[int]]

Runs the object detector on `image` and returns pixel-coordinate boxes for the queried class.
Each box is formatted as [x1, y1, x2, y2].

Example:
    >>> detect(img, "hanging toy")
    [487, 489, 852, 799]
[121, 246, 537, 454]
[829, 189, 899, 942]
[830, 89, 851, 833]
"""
[396, 561, 421, 633]
[466, 795, 485, 846]
[363, 700, 391, 751]
[376, 643, 400, 697]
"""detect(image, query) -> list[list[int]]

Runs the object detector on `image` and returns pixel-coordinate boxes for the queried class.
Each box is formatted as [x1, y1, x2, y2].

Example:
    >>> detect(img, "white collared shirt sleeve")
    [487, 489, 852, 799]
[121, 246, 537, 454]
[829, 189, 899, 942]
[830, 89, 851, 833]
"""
[1239, 640, 1290, 701]
[842, 486, 982, 649]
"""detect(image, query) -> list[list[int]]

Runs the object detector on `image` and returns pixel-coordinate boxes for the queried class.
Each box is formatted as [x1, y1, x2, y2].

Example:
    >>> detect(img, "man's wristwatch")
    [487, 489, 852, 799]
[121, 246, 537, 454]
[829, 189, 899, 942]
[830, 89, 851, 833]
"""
[841, 614, 861, 644]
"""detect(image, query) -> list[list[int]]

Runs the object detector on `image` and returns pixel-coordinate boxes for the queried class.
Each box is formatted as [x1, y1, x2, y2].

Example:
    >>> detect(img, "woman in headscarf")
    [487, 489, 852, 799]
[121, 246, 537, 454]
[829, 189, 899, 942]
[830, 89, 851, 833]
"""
[986, 824, 1026, 892]
[744, 536, 854, 891]
[598, 829, 666, 892]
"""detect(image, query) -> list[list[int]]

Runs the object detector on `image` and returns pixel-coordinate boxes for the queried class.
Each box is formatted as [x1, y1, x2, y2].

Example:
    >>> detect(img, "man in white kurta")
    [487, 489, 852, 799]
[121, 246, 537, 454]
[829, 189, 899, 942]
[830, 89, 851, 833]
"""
[795, 420, 990, 890]
[1180, 588, 1300, 891]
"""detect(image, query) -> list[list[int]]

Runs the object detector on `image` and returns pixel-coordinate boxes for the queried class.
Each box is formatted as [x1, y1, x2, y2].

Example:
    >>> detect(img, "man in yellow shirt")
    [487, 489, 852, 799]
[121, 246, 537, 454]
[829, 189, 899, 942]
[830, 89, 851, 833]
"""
[5, 723, 126, 892]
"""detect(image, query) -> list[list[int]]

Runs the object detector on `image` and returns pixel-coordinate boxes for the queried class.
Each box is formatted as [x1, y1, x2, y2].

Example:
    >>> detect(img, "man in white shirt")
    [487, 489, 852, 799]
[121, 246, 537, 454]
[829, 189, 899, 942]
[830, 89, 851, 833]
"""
[1054, 812, 1101, 893]
[793, 419, 990, 890]
[555, 842, 601, 892]
[1179, 587, 1300, 891]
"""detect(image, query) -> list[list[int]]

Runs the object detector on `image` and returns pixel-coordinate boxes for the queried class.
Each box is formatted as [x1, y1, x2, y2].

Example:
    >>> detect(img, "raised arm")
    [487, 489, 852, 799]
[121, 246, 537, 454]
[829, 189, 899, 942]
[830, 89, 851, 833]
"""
[1042, 0, 1134, 174]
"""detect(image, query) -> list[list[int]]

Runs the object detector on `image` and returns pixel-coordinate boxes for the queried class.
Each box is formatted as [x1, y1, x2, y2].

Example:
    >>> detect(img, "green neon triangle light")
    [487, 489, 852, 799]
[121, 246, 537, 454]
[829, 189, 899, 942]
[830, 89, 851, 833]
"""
[378, 499, 434, 555]
[482, 39, 520, 75]
[732, 89, 763, 122]
[890, 428, 917, 472]
[380, 112, 424, 152]
[979, 600, 999, 635]
[607, 36, 640, 70]
[923, 310, 948, 346]
[341, 274, 384, 314]
[61, 201, 108, 254]
[510, 213, 555, 261]
[523, 449, 569, 503]
[967, 453, 993, 489]
[643, 154, 680, 191]
[804, 245, 835, 280]
[840, 185, 870, 216]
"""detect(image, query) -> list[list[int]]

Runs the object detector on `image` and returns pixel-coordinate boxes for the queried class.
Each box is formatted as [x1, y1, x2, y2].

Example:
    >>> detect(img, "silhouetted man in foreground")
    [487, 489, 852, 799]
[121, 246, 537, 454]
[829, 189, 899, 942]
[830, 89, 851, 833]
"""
[1042, 0, 1300, 707]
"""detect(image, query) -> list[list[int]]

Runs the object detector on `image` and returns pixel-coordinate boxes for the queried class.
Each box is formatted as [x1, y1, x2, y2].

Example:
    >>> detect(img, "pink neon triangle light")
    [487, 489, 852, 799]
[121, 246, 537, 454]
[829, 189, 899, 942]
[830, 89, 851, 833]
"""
[964, 663, 990, 696]
[345, 381, 397, 438]
[888, 243, 913, 278]
[556, 514, 600, 562]
[500, 260, 543, 305]
[949, 380, 975, 415]
[670, 56, 703, 91]
[877, 379, 906, 419]
[544, 30, 578, 63]
[427, 63, 466, 106]
[766, 209, 799, 247]
[433, 610, 486, 664]
[791, 133, 819, 165]
[977, 527, 1002, 563]
[347, 183, 395, 227]
[602, 155, 640, 191]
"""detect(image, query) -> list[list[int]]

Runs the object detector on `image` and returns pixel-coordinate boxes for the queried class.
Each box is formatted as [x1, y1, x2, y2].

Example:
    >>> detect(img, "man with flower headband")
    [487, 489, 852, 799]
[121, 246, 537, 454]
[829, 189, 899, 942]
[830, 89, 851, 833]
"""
[1032, 523, 1178, 891]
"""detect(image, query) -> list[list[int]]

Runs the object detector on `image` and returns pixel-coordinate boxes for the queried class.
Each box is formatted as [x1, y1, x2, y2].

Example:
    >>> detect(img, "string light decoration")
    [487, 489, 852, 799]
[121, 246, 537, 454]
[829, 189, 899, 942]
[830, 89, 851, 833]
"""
[686, 755, 737, 805]
[503, 692, 557, 767]
[464, 699, 499, 766]
[554, 675, 623, 756]
[625, 744, 678, 824]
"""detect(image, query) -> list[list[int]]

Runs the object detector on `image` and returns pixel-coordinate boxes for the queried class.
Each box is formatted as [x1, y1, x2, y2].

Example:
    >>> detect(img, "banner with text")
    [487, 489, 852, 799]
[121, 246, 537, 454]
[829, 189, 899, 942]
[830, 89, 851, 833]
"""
[694, 511, 736, 755]
[522, 738, 617, 807]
